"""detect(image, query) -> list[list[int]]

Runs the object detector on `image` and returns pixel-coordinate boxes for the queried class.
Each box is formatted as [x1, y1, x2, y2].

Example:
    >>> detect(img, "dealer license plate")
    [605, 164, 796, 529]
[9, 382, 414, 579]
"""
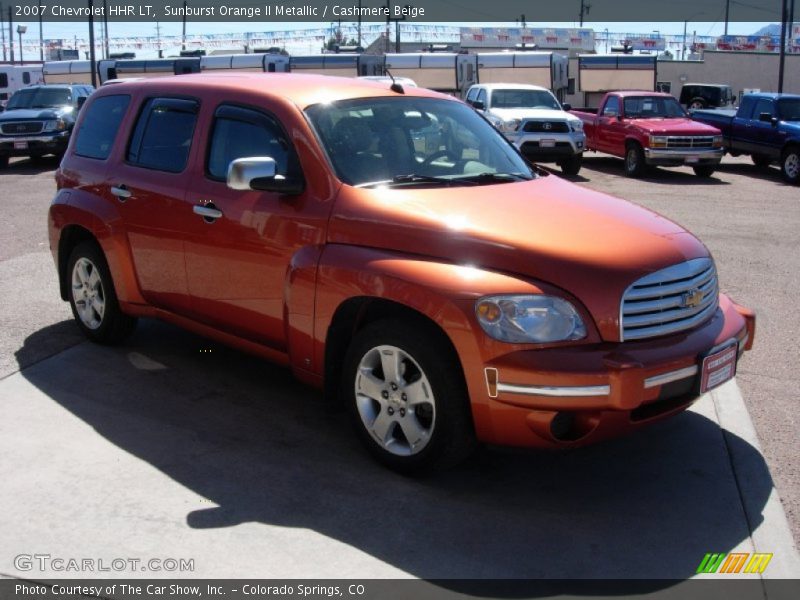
[699, 342, 738, 393]
[540, 139, 556, 148]
[685, 155, 700, 163]
[13, 141, 27, 150]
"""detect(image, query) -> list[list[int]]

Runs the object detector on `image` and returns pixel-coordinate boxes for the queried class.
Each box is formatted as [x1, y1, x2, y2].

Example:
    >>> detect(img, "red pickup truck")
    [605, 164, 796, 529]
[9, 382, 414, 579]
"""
[570, 91, 724, 178]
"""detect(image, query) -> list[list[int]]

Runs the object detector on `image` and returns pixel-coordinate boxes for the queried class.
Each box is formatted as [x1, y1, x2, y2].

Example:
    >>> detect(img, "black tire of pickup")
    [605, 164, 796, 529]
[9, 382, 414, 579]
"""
[752, 154, 772, 168]
[781, 146, 800, 185]
[0, 155, 8, 169]
[559, 154, 582, 177]
[624, 142, 646, 178]
[693, 165, 716, 178]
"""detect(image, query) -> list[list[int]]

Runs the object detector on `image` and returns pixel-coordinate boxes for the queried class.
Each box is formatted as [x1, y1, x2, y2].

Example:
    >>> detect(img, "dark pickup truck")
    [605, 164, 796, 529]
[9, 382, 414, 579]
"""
[691, 93, 800, 184]
[0, 84, 93, 168]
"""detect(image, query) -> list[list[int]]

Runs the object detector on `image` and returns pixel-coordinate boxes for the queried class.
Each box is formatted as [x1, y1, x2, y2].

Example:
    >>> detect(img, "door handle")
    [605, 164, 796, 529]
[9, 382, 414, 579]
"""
[111, 185, 131, 201]
[193, 204, 223, 222]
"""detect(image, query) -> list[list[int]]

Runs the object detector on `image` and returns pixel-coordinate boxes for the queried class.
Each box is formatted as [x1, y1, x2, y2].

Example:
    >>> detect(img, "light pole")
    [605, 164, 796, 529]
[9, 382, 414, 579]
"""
[682, 12, 705, 60]
[17, 24, 26, 64]
[0, 3, 6, 62]
[38, 7, 43, 61]
[182, 0, 187, 51]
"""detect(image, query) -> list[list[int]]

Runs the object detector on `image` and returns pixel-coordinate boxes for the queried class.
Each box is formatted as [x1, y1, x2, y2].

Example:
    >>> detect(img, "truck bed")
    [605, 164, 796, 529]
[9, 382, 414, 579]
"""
[690, 108, 736, 135]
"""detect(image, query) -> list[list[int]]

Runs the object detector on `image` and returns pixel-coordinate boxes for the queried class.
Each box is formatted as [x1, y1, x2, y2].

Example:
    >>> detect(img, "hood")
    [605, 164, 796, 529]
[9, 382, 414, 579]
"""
[328, 175, 708, 341]
[0, 107, 73, 122]
[626, 117, 720, 135]
[489, 107, 578, 122]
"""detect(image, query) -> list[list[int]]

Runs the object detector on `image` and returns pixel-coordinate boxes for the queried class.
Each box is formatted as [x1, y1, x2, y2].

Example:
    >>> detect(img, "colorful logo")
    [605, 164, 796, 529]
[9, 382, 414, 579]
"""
[696, 552, 773, 574]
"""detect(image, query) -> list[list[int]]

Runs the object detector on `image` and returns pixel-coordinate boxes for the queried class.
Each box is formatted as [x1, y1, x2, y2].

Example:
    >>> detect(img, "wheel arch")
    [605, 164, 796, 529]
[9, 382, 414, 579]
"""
[57, 225, 99, 301]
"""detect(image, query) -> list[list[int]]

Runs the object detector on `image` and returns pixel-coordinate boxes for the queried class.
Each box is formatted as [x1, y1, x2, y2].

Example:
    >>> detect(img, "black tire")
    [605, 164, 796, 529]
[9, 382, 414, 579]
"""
[0, 155, 8, 169]
[688, 98, 707, 110]
[559, 154, 582, 176]
[341, 318, 476, 474]
[693, 165, 716, 178]
[624, 142, 646, 178]
[66, 241, 137, 344]
[780, 146, 800, 185]
[752, 154, 772, 168]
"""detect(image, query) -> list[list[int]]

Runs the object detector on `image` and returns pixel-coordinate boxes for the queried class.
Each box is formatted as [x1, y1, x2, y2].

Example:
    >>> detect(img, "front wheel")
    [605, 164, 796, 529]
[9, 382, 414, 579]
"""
[624, 143, 646, 178]
[781, 147, 800, 185]
[693, 165, 716, 178]
[67, 241, 137, 344]
[0, 155, 8, 169]
[342, 319, 476, 473]
[559, 154, 582, 176]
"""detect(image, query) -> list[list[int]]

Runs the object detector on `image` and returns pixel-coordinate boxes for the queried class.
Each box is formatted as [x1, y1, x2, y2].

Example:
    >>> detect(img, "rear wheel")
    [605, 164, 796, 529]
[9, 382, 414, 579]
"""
[781, 147, 800, 185]
[67, 241, 137, 344]
[342, 319, 476, 473]
[559, 154, 582, 176]
[688, 98, 707, 110]
[752, 154, 772, 168]
[624, 143, 646, 178]
[693, 165, 716, 178]
[0, 155, 8, 169]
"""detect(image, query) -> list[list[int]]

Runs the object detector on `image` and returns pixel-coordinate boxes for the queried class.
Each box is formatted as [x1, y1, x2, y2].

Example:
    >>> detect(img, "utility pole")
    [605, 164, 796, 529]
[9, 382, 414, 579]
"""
[724, 0, 730, 36]
[38, 8, 43, 61]
[1, 3, 6, 62]
[103, 0, 109, 58]
[182, 0, 187, 51]
[357, 0, 362, 47]
[579, 0, 590, 27]
[88, 0, 97, 87]
[779, 0, 789, 92]
[9, 4, 14, 63]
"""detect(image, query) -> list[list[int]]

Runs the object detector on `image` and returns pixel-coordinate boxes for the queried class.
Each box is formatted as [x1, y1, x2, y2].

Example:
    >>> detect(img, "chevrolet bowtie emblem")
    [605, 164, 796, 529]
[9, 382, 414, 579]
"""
[682, 289, 704, 308]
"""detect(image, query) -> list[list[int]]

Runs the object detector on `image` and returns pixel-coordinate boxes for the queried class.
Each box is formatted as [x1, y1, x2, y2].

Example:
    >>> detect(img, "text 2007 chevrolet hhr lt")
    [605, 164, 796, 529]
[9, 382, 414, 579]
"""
[49, 74, 755, 472]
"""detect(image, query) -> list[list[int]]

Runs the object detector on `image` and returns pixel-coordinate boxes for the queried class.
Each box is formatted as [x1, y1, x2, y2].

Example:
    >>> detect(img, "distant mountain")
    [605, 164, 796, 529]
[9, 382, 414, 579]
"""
[752, 24, 781, 36]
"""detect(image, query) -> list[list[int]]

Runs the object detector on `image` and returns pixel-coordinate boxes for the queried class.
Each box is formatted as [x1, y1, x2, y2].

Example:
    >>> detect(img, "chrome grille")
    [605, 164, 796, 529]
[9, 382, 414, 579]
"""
[523, 121, 570, 133]
[1, 121, 44, 135]
[666, 136, 715, 149]
[620, 258, 719, 341]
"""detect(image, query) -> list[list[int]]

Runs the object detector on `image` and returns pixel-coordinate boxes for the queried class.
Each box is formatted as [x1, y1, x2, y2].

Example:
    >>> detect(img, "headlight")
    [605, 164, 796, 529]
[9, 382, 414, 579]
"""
[649, 135, 668, 148]
[569, 119, 584, 132]
[43, 119, 67, 132]
[713, 135, 723, 148]
[498, 118, 521, 133]
[475, 295, 587, 343]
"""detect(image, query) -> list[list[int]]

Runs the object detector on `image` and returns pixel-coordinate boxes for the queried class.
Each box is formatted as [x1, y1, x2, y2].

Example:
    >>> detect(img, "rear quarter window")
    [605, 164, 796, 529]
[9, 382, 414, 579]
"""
[126, 97, 199, 173]
[74, 94, 131, 160]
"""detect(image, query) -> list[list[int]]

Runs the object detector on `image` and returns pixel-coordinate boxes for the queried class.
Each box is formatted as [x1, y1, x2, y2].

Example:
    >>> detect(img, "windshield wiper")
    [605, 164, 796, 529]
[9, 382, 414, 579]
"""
[357, 174, 461, 188]
[451, 172, 531, 184]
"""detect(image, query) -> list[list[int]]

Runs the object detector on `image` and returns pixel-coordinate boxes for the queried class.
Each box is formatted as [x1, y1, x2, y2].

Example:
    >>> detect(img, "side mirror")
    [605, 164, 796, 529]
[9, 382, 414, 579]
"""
[227, 157, 304, 195]
[562, 102, 572, 111]
[616, 114, 623, 122]
[76, 97, 87, 110]
[472, 100, 485, 111]
[731, 95, 737, 103]
[758, 112, 775, 124]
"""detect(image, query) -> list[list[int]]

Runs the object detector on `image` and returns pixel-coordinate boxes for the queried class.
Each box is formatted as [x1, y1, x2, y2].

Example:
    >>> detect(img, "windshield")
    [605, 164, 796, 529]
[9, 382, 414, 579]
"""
[6, 88, 72, 110]
[305, 97, 534, 187]
[623, 96, 687, 119]
[491, 89, 561, 110]
[778, 98, 800, 121]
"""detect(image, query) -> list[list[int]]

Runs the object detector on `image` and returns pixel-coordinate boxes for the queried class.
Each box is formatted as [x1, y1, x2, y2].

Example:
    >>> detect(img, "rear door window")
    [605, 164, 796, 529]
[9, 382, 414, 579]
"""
[74, 94, 131, 160]
[127, 97, 199, 173]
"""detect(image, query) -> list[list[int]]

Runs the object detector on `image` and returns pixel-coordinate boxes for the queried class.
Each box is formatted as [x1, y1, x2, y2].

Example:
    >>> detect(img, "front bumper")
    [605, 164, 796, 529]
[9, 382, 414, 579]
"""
[473, 294, 754, 448]
[0, 132, 70, 157]
[644, 147, 724, 167]
[508, 131, 585, 163]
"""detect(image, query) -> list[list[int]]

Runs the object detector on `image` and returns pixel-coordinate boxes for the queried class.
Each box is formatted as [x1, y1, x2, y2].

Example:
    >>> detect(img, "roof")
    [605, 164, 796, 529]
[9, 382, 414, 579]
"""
[470, 83, 550, 91]
[741, 92, 800, 100]
[610, 90, 674, 98]
[682, 83, 732, 88]
[93, 72, 450, 109]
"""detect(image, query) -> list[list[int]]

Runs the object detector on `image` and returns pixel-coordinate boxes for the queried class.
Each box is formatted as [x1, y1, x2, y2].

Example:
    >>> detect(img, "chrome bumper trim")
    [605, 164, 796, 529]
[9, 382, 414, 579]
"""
[495, 382, 611, 397]
[0, 134, 67, 144]
[644, 148, 724, 160]
[643, 365, 699, 389]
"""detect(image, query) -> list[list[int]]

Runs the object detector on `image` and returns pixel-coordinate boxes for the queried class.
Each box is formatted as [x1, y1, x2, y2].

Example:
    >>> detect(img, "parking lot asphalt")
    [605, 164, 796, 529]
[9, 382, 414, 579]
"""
[0, 154, 798, 582]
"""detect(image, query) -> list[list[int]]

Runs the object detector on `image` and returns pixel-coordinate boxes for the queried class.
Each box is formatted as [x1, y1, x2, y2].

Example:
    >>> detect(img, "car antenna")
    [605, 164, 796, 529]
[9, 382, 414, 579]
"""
[385, 69, 405, 94]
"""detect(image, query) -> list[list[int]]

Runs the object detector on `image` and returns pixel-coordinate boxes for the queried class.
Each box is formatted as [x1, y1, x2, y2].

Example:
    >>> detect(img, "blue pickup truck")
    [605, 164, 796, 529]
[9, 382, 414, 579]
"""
[691, 93, 800, 184]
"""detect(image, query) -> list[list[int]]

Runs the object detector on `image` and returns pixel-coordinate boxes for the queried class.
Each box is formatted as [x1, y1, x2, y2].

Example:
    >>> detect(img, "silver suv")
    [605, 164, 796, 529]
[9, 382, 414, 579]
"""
[466, 83, 585, 176]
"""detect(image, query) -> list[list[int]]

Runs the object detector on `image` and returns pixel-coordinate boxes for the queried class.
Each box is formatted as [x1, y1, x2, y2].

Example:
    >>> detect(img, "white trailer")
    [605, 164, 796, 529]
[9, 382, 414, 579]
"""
[476, 52, 569, 100]
[200, 53, 290, 73]
[578, 54, 657, 108]
[288, 54, 384, 78]
[383, 53, 478, 96]
[1, 65, 45, 106]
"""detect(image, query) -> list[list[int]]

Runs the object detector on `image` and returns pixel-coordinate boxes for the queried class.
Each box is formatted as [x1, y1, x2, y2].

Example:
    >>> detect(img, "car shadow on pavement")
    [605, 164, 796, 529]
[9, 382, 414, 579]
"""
[2, 156, 60, 175]
[15, 319, 773, 588]
[581, 156, 730, 185]
[712, 162, 790, 185]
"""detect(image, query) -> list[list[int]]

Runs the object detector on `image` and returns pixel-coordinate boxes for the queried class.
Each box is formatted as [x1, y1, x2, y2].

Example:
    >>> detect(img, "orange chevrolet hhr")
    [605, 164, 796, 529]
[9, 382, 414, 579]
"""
[49, 74, 755, 472]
